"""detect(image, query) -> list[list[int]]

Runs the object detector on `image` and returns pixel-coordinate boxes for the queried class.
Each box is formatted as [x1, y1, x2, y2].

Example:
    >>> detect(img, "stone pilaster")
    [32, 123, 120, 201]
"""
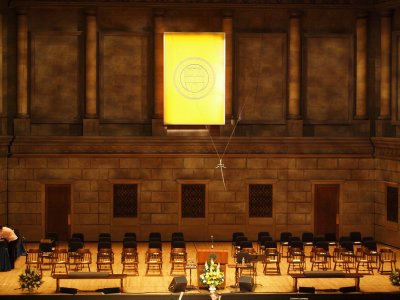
[14, 10, 30, 135]
[287, 11, 303, 136]
[355, 13, 368, 120]
[152, 10, 165, 136]
[83, 10, 99, 135]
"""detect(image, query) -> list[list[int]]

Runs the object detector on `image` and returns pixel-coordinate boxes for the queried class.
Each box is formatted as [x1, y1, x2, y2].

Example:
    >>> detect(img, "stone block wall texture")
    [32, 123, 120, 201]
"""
[374, 159, 400, 248]
[6, 155, 378, 242]
[0, 157, 6, 225]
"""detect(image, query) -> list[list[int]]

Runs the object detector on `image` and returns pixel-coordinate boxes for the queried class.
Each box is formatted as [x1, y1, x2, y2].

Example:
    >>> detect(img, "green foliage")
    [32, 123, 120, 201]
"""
[389, 268, 400, 286]
[18, 267, 43, 293]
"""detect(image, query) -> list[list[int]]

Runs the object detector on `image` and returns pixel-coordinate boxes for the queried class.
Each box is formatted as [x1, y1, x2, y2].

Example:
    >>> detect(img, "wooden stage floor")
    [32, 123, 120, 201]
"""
[0, 241, 399, 296]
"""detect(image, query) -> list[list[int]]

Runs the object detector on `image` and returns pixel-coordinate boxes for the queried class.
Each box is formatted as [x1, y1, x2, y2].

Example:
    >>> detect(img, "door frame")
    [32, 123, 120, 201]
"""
[41, 180, 73, 239]
[311, 180, 344, 238]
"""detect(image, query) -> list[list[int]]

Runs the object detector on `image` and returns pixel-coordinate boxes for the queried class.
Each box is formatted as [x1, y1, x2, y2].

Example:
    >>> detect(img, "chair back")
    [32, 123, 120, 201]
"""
[324, 233, 337, 242]
[301, 232, 314, 243]
[340, 240, 354, 252]
[171, 240, 186, 249]
[232, 232, 245, 242]
[149, 232, 162, 241]
[240, 240, 254, 250]
[379, 248, 396, 261]
[289, 240, 304, 250]
[26, 249, 42, 264]
[363, 240, 377, 252]
[39, 241, 53, 252]
[71, 233, 84, 243]
[264, 241, 277, 249]
[124, 232, 136, 239]
[171, 232, 184, 240]
[77, 248, 92, 263]
[235, 235, 248, 247]
[280, 232, 292, 242]
[147, 248, 162, 263]
[68, 240, 83, 252]
[123, 240, 137, 249]
[98, 241, 112, 251]
[97, 248, 114, 263]
[315, 241, 329, 251]
[350, 231, 362, 242]
[99, 233, 111, 240]
[149, 240, 162, 250]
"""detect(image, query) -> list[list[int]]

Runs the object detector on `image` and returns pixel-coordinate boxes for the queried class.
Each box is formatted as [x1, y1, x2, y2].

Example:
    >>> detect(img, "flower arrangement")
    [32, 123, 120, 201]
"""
[199, 258, 224, 288]
[389, 268, 400, 286]
[18, 267, 43, 293]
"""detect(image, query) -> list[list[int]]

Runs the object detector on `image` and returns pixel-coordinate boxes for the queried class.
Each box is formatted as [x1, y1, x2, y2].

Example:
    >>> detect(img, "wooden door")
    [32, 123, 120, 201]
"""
[314, 184, 340, 238]
[45, 184, 71, 241]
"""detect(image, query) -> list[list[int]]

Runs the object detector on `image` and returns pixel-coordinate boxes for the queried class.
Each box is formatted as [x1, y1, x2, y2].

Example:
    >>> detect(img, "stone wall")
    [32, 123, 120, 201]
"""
[374, 158, 400, 248]
[6, 154, 375, 242]
[0, 156, 6, 225]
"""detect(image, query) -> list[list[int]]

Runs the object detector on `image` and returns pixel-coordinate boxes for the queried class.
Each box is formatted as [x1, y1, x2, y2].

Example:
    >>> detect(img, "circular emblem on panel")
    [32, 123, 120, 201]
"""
[174, 57, 215, 99]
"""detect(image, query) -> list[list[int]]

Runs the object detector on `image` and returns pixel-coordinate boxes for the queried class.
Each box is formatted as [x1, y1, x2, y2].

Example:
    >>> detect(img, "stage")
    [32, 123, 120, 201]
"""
[0, 242, 398, 299]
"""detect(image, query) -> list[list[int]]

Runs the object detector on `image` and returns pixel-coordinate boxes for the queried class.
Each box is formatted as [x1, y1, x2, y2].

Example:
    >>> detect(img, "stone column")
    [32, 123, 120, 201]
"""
[14, 10, 30, 135]
[287, 11, 302, 136]
[379, 10, 391, 119]
[83, 10, 99, 135]
[152, 11, 166, 135]
[355, 13, 368, 119]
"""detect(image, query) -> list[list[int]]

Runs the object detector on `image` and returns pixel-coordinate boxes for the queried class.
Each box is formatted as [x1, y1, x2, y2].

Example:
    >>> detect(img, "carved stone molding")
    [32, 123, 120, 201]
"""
[372, 137, 400, 160]
[9, 136, 373, 156]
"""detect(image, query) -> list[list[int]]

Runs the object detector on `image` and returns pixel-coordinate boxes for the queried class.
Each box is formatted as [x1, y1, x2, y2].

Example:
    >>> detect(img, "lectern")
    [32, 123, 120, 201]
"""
[196, 249, 228, 288]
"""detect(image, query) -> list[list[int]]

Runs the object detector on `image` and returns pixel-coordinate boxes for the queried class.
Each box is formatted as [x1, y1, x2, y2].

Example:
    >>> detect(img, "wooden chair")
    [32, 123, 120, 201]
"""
[355, 247, 374, 275]
[378, 248, 397, 274]
[51, 249, 68, 276]
[263, 248, 281, 274]
[25, 249, 42, 275]
[97, 248, 114, 273]
[287, 247, 305, 274]
[170, 247, 187, 275]
[121, 248, 139, 275]
[333, 247, 352, 273]
[145, 248, 162, 276]
[310, 247, 330, 271]
[76, 248, 92, 272]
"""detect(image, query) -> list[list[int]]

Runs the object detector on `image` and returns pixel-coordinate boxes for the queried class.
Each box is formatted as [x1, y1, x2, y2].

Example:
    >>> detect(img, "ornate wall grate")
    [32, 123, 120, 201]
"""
[387, 186, 398, 223]
[249, 184, 273, 218]
[113, 184, 138, 218]
[181, 184, 205, 218]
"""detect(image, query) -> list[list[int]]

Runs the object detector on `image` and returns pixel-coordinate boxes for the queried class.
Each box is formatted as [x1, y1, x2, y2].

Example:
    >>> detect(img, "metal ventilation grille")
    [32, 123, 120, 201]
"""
[181, 184, 206, 218]
[249, 184, 273, 218]
[113, 184, 138, 217]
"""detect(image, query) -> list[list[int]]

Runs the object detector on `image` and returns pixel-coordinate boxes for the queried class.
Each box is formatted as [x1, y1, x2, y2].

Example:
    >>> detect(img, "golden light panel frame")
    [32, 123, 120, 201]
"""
[164, 32, 225, 125]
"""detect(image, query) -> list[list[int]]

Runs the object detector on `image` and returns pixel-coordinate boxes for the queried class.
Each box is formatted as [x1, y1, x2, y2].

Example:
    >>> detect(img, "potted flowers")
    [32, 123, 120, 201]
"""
[18, 267, 43, 293]
[200, 258, 224, 298]
[389, 268, 400, 287]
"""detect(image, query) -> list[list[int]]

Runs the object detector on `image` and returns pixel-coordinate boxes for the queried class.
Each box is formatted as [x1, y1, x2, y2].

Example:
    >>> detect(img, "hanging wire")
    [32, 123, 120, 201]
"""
[206, 34, 265, 191]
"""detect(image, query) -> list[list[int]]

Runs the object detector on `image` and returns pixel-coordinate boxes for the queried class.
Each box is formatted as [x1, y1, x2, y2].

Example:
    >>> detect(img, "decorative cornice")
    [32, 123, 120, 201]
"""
[9, 136, 373, 157]
[0, 136, 12, 156]
[371, 137, 400, 160]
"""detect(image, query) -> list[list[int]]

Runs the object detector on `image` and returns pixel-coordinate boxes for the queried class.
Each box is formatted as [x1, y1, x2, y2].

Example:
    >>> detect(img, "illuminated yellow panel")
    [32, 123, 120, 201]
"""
[164, 32, 225, 125]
